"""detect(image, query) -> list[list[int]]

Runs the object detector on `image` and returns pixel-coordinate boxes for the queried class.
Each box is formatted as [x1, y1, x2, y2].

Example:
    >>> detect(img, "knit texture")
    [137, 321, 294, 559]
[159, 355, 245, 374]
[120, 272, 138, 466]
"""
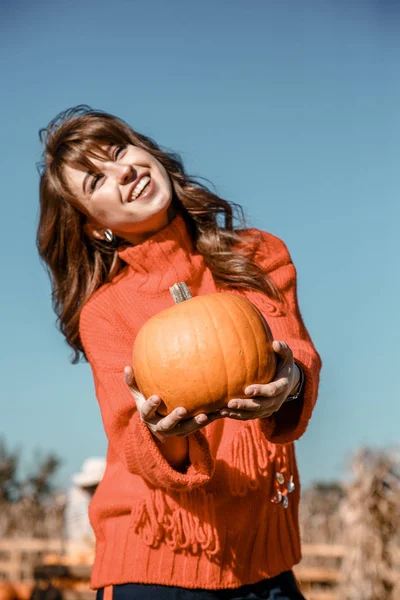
[79, 212, 322, 590]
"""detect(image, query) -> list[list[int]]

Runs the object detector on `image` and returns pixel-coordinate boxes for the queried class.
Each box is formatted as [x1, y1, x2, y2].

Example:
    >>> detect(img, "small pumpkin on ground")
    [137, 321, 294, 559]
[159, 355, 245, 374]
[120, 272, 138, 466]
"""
[132, 282, 277, 417]
[0, 582, 17, 600]
[13, 582, 34, 600]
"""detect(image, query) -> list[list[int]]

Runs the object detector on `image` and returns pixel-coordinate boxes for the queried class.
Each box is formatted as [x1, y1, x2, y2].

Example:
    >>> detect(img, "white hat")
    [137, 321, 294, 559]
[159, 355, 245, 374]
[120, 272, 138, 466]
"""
[72, 457, 106, 487]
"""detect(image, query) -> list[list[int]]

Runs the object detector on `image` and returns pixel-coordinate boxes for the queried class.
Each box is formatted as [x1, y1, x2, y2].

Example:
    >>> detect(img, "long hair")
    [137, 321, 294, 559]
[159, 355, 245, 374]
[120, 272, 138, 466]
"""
[37, 105, 282, 363]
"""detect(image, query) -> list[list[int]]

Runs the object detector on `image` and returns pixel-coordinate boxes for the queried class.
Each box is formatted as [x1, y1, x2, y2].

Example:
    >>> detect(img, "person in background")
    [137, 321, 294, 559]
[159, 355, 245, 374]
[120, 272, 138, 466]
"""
[64, 457, 106, 553]
[30, 579, 62, 600]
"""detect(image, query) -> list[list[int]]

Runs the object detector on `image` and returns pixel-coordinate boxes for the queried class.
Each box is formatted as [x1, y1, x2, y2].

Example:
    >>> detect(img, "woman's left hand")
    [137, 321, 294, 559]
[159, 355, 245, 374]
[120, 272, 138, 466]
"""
[219, 340, 299, 421]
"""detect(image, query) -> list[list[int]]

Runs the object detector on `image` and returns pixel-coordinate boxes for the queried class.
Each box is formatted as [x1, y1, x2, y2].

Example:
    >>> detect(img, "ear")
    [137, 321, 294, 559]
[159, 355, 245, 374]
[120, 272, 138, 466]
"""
[84, 221, 107, 241]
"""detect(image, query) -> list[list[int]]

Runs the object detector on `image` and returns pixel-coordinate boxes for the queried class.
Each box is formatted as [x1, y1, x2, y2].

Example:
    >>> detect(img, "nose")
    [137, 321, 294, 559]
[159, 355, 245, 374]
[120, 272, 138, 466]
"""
[105, 161, 135, 185]
[117, 163, 135, 185]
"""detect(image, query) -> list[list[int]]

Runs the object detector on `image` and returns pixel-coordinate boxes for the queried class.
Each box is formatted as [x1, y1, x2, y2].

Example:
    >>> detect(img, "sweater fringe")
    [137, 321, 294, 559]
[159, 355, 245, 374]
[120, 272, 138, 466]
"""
[131, 425, 292, 554]
[130, 487, 220, 557]
[228, 423, 290, 501]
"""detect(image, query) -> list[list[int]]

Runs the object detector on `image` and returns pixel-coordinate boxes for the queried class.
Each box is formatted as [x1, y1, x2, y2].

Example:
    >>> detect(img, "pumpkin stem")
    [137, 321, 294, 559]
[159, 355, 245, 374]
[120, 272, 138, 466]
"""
[169, 282, 193, 303]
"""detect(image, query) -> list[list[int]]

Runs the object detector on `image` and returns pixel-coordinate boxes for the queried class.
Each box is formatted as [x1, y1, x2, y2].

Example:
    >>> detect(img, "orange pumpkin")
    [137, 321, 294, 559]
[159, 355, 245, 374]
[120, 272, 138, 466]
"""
[13, 582, 34, 600]
[132, 282, 277, 417]
[0, 582, 17, 600]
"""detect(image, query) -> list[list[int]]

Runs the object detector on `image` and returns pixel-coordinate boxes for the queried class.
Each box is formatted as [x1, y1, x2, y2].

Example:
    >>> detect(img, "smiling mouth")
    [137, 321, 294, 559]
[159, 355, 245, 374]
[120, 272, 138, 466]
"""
[129, 175, 151, 201]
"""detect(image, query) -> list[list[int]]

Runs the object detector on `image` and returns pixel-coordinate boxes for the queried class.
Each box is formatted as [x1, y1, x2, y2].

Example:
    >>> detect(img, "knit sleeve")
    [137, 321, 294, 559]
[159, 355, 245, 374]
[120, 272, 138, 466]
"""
[79, 300, 215, 492]
[249, 231, 322, 444]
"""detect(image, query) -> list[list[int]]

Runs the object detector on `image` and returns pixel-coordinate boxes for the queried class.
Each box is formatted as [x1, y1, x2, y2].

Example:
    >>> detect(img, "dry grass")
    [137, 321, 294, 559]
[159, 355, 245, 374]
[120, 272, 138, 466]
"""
[300, 447, 400, 600]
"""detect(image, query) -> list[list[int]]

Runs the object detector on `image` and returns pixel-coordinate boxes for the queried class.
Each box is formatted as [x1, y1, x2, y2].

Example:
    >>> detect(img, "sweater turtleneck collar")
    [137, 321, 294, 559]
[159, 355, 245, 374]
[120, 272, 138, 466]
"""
[116, 212, 206, 293]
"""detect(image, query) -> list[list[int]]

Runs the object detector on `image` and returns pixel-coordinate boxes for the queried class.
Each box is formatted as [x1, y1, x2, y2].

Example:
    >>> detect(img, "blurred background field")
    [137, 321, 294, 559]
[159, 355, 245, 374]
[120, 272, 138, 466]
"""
[0, 442, 399, 600]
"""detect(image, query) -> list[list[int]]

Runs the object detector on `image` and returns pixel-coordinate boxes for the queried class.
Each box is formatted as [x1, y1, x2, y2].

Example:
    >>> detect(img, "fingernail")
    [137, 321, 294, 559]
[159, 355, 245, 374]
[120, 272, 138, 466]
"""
[177, 408, 186, 417]
[220, 410, 229, 416]
[228, 401, 238, 408]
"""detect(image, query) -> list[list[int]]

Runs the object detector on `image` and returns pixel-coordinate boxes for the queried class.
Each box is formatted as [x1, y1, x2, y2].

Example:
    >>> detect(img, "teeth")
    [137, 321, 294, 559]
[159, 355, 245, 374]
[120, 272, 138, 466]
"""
[131, 175, 150, 200]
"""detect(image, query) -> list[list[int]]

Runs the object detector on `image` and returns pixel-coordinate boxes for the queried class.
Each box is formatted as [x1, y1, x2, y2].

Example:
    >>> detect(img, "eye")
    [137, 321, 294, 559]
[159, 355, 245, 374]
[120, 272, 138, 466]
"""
[90, 174, 103, 191]
[114, 144, 126, 159]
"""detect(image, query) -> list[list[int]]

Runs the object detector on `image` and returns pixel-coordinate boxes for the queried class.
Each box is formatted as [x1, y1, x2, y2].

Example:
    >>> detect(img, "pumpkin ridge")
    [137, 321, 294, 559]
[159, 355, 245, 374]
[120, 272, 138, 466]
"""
[160, 310, 170, 411]
[220, 295, 250, 395]
[253, 301, 277, 381]
[233, 295, 264, 384]
[189, 298, 214, 409]
[202, 295, 230, 403]
[144, 316, 155, 404]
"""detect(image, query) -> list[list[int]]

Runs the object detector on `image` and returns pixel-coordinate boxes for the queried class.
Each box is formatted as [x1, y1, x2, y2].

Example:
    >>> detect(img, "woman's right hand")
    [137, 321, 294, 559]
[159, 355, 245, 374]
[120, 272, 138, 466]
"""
[124, 366, 223, 442]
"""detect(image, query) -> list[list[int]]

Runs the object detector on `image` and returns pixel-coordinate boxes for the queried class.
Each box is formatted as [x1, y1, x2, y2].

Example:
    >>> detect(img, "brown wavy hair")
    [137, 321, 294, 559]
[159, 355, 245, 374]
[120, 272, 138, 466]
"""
[37, 105, 282, 363]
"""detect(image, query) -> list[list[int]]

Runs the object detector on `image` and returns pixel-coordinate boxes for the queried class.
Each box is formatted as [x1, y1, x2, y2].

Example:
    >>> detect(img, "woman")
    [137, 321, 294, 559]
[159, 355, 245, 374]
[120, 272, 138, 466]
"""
[37, 105, 322, 600]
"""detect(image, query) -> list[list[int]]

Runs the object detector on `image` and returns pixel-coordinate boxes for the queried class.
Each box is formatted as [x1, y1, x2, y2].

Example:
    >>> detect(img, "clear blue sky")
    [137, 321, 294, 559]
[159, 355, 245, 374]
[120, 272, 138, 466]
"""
[1, 0, 399, 490]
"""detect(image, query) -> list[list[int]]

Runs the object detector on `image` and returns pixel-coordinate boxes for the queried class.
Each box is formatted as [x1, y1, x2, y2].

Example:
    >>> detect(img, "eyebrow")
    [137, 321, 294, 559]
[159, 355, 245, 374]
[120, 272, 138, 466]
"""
[81, 144, 113, 194]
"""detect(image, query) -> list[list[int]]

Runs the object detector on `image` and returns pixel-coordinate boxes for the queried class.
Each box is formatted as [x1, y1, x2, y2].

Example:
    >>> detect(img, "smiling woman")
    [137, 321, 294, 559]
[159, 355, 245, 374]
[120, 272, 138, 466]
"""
[63, 142, 174, 245]
[37, 105, 283, 364]
[36, 104, 321, 600]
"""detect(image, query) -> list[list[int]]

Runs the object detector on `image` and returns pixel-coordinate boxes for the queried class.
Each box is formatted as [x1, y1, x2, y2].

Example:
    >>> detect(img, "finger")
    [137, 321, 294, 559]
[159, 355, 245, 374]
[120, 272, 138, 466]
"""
[156, 406, 188, 432]
[123, 366, 141, 398]
[124, 366, 135, 387]
[123, 367, 147, 410]
[227, 398, 263, 411]
[194, 413, 209, 425]
[172, 411, 224, 438]
[140, 395, 162, 421]
[193, 411, 225, 428]
[206, 411, 225, 424]
[245, 379, 288, 398]
[218, 409, 254, 421]
[220, 407, 276, 420]
[172, 413, 209, 437]
[272, 340, 293, 362]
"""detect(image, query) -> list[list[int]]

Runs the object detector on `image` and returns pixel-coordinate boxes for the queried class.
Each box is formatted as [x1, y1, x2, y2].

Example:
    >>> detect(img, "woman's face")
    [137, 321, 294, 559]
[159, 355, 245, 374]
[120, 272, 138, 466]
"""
[63, 144, 174, 245]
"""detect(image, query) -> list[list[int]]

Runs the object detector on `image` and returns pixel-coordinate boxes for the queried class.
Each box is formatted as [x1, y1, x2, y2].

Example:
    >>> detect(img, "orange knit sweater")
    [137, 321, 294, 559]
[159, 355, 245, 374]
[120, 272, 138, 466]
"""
[79, 212, 322, 591]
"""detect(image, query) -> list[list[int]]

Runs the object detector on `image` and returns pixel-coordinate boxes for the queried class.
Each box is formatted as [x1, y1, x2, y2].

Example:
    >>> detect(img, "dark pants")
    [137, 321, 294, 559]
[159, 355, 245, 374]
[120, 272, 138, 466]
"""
[96, 571, 305, 600]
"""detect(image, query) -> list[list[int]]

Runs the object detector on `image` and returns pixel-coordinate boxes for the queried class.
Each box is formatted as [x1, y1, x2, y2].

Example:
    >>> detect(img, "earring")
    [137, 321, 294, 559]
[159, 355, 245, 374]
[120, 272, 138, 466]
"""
[104, 229, 114, 243]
